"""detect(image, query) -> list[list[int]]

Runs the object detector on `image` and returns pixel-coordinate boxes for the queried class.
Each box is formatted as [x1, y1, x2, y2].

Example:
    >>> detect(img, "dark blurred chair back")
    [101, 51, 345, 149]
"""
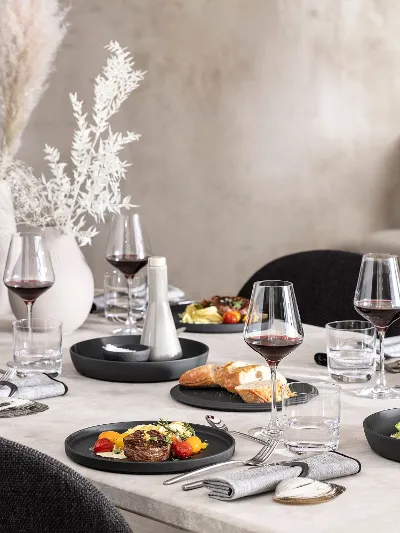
[238, 250, 363, 328]
[0, 436, 132, 533]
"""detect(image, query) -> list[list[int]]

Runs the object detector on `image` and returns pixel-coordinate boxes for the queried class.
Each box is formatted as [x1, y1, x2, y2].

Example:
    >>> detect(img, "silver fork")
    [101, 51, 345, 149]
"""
[0, 367, 17, 396]
[163, 438, 278, 485]
[205, 415, 269, 446]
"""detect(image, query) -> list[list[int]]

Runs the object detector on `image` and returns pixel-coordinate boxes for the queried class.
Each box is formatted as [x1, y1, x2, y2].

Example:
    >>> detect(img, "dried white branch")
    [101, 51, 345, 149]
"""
[10, 41, 145, 246]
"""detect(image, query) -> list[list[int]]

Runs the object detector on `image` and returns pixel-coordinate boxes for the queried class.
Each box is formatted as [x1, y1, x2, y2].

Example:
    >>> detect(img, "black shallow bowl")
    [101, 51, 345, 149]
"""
[102, 343, 150, 362]
[363, 408, 400, 462]
[65, 420, 235, 474]
[70, 336, 208, 383]
[170, 379, 313, 412]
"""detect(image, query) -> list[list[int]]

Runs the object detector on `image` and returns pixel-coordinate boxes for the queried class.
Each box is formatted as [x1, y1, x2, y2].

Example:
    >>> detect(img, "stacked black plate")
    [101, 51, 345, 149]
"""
[70, 335, 209, 382]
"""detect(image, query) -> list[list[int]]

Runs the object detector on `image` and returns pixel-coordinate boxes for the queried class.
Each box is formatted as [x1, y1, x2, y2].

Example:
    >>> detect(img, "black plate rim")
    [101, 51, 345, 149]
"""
[65, 420, 235, 474]
[169, 378, 310, 412]
[70, 336, 210, 366]
[363, 407, 400, 441]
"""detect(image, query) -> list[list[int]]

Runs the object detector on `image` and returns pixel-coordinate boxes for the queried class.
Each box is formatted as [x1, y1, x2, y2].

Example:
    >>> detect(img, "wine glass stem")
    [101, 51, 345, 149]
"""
[126, 277, 136, 328]
[269, 364, 279, 431]
[374, 328, 387, 391]
[26, 301, 33, 349]
[26, 301, 33, 330]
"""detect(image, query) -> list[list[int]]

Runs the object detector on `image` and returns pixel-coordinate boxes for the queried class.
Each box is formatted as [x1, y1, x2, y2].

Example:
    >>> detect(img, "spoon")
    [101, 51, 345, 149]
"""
[205, 415, 270, 446]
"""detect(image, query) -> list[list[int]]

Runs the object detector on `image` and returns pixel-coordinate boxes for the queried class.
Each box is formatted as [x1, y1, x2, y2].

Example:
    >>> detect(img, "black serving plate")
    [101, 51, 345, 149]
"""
[363, 408, 400, 462]
[170, 379, 314, 412]
[171, 303, 245, 333]
[65, 420, 235, 474]
[70, 336, 208, 383]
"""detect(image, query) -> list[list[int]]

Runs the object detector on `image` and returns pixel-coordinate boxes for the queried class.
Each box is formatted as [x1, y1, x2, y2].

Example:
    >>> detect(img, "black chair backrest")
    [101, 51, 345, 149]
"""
[238, 250, 363, 328]
[0, 436, 132, 533]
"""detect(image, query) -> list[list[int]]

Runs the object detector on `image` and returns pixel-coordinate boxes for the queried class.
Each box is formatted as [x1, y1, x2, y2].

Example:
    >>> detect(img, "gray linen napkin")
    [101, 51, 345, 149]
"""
[0, 374, 68, 400]
[202, 452, 361, 501]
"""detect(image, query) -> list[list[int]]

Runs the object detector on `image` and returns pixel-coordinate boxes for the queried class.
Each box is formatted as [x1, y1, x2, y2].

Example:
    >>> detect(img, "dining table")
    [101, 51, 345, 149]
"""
[0, 313, 399, 533]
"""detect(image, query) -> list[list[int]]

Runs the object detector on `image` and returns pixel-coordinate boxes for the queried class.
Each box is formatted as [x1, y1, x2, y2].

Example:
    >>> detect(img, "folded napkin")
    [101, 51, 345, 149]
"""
[0, 374, 68, 400]
[202, 451, 361, 501]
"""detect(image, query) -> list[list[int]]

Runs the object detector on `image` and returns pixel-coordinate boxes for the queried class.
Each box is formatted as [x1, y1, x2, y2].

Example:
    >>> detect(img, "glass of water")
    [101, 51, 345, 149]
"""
[326, 320, 376, 383]
[13, 318, 62, 377]
[104, 269, 147, 333]
[282, 381, 340, 454]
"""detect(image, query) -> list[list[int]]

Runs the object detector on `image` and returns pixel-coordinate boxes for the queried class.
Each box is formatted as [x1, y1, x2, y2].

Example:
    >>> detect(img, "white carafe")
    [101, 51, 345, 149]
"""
[141, 256, 182, 361]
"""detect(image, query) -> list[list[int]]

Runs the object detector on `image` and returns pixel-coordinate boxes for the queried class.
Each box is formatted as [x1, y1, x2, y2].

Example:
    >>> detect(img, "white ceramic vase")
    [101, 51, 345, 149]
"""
[9, 227, 94, 333]
[0, 181, 16, 316]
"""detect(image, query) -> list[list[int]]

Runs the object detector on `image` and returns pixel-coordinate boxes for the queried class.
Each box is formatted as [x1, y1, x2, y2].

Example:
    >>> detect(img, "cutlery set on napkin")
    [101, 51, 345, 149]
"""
[0, 368, 67, 417]
[164, 415, 361, 504]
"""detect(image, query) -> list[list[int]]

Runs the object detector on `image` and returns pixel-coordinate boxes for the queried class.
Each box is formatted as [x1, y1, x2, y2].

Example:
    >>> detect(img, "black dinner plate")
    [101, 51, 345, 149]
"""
[171, 303, 245, 333]
[70, 336, 208, 383]
[363, 408, 400, 462]
[65, 420, 235, 474]
[170, 379, 315, 412]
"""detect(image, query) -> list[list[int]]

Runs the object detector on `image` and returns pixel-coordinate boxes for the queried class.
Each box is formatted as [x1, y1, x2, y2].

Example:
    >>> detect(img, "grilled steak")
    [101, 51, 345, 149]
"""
[209, 296, 249, 317]
[123, 430, 171, 462]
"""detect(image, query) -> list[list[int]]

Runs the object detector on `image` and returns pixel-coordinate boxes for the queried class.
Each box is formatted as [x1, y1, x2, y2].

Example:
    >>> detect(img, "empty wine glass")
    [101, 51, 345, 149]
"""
[354, 253, 400, 399]
[244, 280, 304, 440]
[4, 232, 55, 328]
[106, 213, 152, 335]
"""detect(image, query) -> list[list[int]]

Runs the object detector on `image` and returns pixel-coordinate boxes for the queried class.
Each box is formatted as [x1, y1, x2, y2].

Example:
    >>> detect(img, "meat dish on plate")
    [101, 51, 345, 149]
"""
[91, 419, 208, 462]
[179, 296, 250, 325]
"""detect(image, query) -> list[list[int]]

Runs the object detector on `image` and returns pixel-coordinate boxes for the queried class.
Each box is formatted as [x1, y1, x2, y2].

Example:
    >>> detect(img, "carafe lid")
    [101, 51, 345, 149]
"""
[149, 256, 166, 267]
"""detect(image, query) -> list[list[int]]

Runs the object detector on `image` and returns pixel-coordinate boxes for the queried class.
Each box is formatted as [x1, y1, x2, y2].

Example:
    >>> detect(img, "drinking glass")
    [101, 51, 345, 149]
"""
[106, 213, 151, 335]
[104, 269, 147, 333]
[244, 280, 304, 440]
[13, 318, 63, 377]
[282, 382, 340, 453]
[3, 232, 55, 328]
[326, 320, 376, 383]
[354, 253, 400, 399]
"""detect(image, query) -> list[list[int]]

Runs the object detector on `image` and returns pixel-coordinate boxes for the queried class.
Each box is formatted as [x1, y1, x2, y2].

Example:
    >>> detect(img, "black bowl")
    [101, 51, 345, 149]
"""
[363, 408, 400, 462]
[70, 335, 209, 383]
[102, 342, 150, 362]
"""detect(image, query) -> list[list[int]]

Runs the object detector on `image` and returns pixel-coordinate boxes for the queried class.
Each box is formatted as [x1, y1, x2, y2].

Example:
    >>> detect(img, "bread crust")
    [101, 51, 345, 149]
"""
[179, 364, 221, 387]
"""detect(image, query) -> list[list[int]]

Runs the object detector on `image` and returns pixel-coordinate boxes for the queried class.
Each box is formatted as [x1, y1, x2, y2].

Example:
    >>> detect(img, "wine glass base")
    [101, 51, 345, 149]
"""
[248, 426, 283, 441]
[355, 386, 400, 399]
[112, 325, 143, 336]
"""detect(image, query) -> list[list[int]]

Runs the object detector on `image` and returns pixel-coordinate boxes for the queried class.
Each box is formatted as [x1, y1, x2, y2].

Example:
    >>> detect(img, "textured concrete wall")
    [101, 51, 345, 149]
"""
[19, 0, 400, 299]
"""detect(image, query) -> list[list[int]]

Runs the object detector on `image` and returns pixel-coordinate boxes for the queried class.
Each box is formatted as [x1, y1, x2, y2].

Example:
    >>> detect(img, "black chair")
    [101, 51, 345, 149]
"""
[238, 250, 363, 328]
[0, 436, 132, 533]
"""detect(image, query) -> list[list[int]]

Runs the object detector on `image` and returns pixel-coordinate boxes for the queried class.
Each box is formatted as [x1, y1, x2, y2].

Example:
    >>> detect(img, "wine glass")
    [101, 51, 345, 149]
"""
[106, 213, 151, 335]
[3, 232, 55, 328]
[354, 253, 400, 399]
[244, 280, 304, 440]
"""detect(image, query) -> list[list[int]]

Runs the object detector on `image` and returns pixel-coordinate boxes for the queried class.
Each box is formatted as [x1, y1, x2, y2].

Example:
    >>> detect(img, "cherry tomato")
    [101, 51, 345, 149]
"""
[172, 440, 193, 459]
[98, 431, 120, 444]
[94, 438, 114, 453]
[223, 311, 241, 324]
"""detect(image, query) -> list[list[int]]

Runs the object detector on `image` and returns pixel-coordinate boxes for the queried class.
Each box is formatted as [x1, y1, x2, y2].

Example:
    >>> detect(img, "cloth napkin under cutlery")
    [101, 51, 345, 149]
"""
[0, 373, 68, 400]
[200, 451, 361, 501]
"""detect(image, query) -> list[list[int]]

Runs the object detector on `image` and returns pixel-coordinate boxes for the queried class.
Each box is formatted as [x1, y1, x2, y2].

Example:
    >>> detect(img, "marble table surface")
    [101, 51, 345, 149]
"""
[0, 314, 399, 533]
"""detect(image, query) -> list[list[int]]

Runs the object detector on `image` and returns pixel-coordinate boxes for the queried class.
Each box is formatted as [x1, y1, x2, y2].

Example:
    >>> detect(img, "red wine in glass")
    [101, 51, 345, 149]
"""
[106, 213, 152, 335]
[354, 299, 400, 330]
[5, 280, 53, 302]
[3, 232, 55, 330]
[106, 254, 149, 279]
[245, 334, 303, 366]
[244, 280, 304, 440]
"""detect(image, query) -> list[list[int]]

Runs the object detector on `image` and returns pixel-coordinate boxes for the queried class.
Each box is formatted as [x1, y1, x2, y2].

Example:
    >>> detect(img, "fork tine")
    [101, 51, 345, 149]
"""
[253, 441, 277, 461]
